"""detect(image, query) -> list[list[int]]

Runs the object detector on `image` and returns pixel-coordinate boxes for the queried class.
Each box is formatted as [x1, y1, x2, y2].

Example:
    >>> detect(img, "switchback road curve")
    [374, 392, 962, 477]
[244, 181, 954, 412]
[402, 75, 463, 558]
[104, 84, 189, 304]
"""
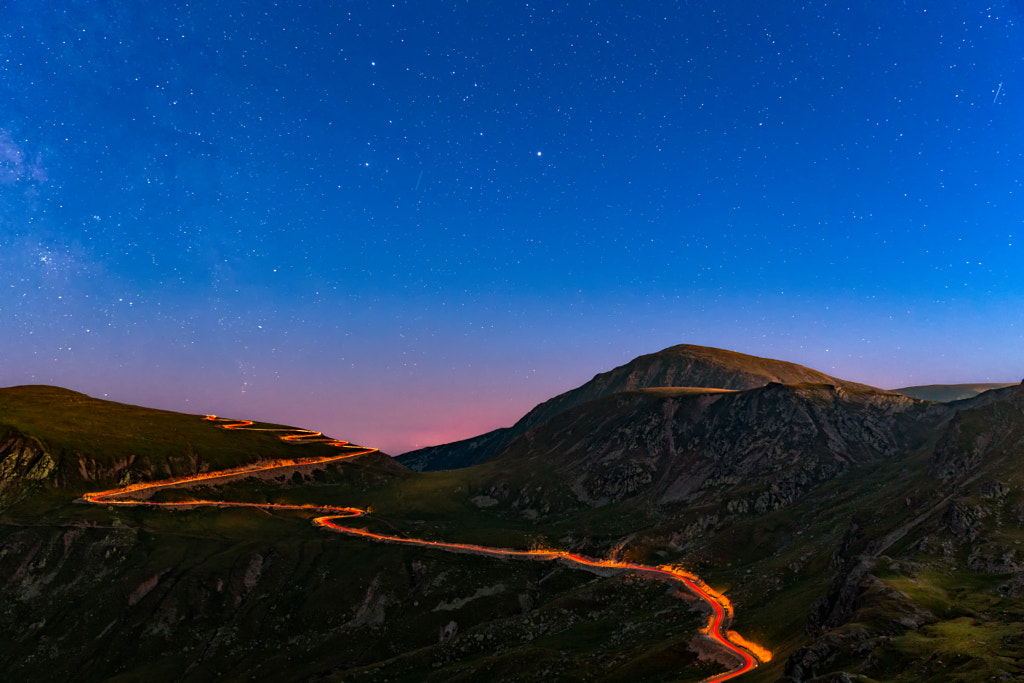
[83, 416, 771, 682]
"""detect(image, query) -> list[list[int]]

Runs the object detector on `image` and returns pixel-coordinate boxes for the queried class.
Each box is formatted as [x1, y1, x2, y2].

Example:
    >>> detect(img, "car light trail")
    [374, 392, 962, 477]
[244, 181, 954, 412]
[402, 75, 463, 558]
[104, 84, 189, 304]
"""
[82, 416, 770, 681]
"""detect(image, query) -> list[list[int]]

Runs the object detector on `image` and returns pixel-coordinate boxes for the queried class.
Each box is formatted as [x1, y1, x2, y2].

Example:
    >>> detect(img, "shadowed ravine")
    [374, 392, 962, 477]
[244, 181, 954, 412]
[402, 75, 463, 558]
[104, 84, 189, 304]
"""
[82, 416, 771, 682]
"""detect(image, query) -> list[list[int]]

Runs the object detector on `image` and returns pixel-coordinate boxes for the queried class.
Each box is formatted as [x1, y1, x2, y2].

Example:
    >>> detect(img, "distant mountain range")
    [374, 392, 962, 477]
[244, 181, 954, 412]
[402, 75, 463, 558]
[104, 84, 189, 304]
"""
[2, 346, 1023, 681]
[892, 382, 1017, 402]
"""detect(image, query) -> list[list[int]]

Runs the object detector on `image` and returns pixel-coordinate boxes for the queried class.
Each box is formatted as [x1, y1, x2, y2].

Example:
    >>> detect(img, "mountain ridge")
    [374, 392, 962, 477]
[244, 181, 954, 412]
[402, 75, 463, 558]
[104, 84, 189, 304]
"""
[397, 344, 884, 471]
[0, 384, 400, 506]
[469, 381, 937, 518]
[893, 382, 1018, 402]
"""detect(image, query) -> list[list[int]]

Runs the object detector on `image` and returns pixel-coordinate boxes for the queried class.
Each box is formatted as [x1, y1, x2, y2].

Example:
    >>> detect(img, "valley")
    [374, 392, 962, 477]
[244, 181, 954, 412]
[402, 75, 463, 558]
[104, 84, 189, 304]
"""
[81, 415, 770, 682]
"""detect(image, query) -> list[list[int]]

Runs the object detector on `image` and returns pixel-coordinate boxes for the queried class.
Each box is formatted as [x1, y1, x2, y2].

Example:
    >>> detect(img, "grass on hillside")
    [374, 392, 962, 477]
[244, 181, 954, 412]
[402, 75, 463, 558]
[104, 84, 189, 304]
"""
[0, 385, 384, 488]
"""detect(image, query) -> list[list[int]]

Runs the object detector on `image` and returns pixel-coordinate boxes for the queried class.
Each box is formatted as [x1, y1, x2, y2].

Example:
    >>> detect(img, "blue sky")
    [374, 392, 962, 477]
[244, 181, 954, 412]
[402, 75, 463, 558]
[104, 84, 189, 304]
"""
[2, 1, 1022, 454]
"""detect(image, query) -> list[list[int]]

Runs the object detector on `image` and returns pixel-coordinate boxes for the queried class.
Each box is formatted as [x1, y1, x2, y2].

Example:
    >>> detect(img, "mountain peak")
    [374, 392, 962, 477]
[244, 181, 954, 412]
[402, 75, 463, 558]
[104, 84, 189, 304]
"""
[585, 344, 878, 393]
[397, 344, 880, 471]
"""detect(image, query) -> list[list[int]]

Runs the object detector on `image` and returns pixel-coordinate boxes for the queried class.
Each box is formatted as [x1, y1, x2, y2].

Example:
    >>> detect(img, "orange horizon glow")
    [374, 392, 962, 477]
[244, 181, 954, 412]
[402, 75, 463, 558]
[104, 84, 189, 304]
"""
[82, 415, 771, 681]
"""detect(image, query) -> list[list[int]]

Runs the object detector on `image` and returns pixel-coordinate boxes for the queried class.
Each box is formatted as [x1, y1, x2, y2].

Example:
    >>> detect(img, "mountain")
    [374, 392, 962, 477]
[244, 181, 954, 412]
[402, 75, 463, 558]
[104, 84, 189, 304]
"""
[454, 377, 1024, 681]
[466, 383, 934, 516]
[397, 344, 882, 471]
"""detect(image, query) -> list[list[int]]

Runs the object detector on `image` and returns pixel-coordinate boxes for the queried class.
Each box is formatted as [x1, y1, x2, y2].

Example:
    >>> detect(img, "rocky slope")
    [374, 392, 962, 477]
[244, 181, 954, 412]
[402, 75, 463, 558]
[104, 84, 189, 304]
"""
[469, 383, 937, 519]
[452, 379, 1024, 680]
[0, 427, 56, 509]
[0, 510, 718, 682]
[398, 345, 882, 472]
[782, 382, 1024, 681]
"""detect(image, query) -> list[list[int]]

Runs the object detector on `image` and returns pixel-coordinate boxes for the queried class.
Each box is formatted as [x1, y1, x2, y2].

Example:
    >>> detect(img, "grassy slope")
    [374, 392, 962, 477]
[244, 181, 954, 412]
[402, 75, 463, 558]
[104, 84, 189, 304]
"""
[0, 385, 394, 489]
[343, 430, 949, 680]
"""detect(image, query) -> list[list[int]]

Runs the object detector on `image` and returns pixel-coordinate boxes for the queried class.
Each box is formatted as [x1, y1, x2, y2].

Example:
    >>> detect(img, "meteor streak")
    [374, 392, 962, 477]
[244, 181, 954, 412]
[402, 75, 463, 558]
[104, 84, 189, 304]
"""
[82, 416, 770, 681]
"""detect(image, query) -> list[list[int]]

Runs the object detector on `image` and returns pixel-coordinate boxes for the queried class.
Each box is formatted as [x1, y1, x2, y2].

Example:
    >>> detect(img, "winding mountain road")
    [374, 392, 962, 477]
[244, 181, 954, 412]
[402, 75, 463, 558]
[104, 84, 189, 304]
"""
[83, 416, 770, 681]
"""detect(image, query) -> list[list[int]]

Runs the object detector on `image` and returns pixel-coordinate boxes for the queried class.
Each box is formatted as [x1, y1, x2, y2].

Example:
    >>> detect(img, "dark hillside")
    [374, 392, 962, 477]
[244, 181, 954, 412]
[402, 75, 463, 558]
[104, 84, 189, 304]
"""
[781, 382, 1024, 681]
[469, 383, 937, 518]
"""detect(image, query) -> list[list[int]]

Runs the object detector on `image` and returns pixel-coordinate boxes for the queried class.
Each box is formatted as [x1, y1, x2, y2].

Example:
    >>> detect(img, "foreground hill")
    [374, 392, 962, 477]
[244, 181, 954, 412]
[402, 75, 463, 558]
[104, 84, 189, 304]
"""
[0, 385, 401, 509]
[397, 344, 882, 472]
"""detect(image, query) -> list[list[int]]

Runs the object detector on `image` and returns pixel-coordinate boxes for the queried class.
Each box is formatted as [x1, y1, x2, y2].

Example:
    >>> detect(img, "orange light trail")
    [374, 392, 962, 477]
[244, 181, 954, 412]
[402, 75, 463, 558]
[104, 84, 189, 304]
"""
[82, 416, 770, 681]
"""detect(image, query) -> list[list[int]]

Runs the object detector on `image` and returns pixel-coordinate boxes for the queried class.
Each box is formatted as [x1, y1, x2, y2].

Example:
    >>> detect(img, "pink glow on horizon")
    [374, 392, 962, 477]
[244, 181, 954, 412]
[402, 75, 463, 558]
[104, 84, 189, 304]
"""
[48, 364, 566, 456]
[9, 337, 1023, 458]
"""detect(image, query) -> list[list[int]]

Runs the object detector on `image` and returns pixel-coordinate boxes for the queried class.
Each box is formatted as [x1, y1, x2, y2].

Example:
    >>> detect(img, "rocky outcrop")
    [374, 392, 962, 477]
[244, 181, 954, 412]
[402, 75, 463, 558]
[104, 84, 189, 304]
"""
[0, 430, 55, 480]
[967, 544, 1024, 573]
[0, 428, 56, 507]
[980, 480, 1009, 499]
[0, 425, 214, 508]
[784, 641, 840, 681]
[940, 501, 985, 541]
[804, 558, 876, 638]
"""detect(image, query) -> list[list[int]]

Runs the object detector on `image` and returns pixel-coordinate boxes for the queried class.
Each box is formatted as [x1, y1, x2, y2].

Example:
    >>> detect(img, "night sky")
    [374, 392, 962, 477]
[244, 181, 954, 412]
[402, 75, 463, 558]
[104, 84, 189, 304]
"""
[3, 1, 1022, 455]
